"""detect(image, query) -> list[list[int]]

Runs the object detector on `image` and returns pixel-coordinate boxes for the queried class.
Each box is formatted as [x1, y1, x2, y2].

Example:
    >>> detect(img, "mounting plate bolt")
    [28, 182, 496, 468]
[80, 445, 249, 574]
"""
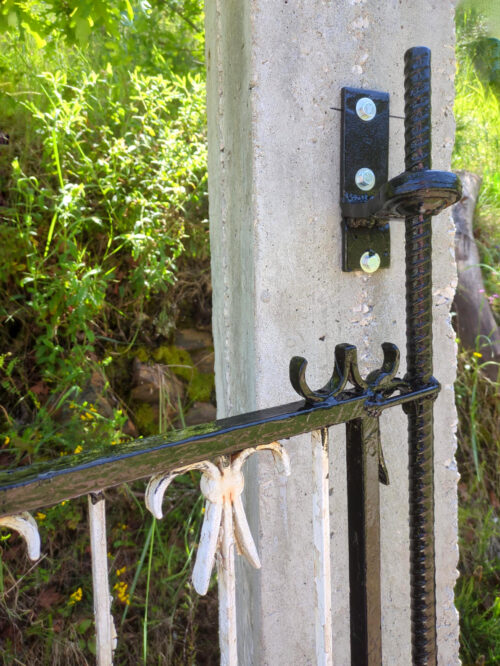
[360, 250, 381, 274]
[355, 168, 376, 191]
[356, 97, 377, 121]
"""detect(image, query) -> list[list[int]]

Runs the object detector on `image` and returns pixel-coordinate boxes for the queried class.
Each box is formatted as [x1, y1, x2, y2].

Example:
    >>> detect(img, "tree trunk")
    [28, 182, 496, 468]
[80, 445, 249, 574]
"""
[452, 170, 500, 381]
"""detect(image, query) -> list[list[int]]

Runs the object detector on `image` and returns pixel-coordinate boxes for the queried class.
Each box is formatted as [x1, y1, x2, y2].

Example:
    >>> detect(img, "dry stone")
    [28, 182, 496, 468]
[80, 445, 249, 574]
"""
[130, 359, 185, 423]
[183, 402, 217, 427]
[191, 349, 215, 374]
[174, 328, 213, 351]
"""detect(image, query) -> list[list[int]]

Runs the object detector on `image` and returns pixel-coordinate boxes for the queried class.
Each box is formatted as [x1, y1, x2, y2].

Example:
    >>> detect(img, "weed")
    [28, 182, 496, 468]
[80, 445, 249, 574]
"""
[0, 2, 216, 662]
[0, 36, 208, 457]
[454, 6, 500, 663]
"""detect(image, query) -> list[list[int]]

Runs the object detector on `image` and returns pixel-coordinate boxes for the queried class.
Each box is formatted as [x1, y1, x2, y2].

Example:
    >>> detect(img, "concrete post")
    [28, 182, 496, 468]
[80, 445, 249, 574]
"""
[206, 2, 459, 664]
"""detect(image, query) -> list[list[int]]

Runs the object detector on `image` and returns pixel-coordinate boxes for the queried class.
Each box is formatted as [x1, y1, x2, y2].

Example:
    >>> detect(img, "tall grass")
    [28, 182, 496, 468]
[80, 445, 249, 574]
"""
[453, 7, 500, 664]
[0, 4, 216, 662]
[0, 26, 208, 455]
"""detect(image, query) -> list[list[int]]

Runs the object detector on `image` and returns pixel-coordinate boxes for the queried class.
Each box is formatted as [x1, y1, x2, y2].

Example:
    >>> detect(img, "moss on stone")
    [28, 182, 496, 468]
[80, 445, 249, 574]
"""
[135, 346, 150, 363]
[187, 372, 214, 403]
[133, 403, 158, 437]
[152, 345, 194, 380]
[127, 345, 214, 432]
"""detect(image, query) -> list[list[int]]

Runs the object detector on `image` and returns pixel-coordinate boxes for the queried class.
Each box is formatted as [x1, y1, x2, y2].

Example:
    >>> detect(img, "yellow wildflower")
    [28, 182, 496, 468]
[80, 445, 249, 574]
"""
[473, 352, 482, 358]
[116, 566, 127, 577]
[73, 445, 83, 454]
[36, 512, 46, 521]
[3, 436, 10, 446]
[113, 581, 130, 605]
[68, 587, 83, 605]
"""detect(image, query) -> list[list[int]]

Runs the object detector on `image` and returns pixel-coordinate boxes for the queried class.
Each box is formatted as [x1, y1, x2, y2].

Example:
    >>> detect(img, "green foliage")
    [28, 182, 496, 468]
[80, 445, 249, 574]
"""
[456, 504, 500, 665]
[0, 1, 204, 74]
[456, 1, 500, 39]
[0, 4, 214, 660]
[454, 349, 499, 666]
[8, 65, 207, 292]
[454, 10, 500, 307]
[454, 8, 500, 664]
[0, 24, 208, 456]
[0, 0, 136, 47]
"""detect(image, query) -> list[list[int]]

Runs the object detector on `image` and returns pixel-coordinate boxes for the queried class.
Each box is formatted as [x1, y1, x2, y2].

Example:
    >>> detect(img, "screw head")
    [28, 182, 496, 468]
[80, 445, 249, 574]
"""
[355, 167, 376, 191]
[356, 97, 377, 121]
[360, 250, 381, 274]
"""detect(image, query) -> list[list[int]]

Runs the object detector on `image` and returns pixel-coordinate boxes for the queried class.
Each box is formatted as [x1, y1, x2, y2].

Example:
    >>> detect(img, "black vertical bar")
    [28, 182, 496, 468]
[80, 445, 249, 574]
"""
[403, 46, 437, 665]
[346, 417, 382, 666]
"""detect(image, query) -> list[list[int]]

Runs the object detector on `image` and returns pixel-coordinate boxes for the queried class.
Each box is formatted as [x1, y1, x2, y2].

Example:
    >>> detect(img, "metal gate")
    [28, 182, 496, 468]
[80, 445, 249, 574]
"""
[0, 47, 461, 666]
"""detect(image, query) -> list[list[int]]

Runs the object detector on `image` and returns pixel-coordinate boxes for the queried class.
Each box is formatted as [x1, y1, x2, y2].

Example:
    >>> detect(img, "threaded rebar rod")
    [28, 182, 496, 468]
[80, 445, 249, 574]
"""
[404, 46, 437, 666]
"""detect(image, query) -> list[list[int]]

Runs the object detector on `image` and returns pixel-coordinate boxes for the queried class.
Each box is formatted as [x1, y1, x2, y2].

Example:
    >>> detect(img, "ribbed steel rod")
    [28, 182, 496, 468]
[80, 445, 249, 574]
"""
[403, 46, 437, 665]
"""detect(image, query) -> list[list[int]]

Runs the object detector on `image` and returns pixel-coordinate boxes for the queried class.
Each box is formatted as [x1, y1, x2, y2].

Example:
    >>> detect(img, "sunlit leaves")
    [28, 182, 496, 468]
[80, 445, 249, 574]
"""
[0, 1, 138, 44]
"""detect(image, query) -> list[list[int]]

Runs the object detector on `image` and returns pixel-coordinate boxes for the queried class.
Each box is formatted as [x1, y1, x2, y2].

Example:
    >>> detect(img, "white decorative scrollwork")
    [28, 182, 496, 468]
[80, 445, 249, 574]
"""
[0, 511, 41, 561]
[145, 441, 291, 665]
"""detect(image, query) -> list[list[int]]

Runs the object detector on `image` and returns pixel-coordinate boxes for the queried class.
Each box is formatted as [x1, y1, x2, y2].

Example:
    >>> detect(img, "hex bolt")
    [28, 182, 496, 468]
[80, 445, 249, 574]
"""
[356, 97, 377, 121]
[360, 250, 381, 274]
[355, 168, 376, 191]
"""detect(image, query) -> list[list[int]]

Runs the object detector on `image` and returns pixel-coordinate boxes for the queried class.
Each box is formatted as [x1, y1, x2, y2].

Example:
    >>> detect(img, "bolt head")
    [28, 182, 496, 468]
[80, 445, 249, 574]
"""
[355, 168, 376, 191]
[360, 250, 381, 274]
[356, 97, 377, 121]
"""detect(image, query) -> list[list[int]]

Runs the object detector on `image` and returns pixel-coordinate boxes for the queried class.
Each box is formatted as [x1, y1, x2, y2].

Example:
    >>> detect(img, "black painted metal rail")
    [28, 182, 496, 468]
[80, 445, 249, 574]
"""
[0, 380, 437, 518]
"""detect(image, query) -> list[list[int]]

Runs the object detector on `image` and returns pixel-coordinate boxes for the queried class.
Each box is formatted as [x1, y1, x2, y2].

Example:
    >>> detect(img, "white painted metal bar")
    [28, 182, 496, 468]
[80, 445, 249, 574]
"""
[88, 493, 116, 666]
[312, 428, 333, 666]
[145, 441, 290, 666]
[217, 495, 238, 666]
[0, 512, 41, 561]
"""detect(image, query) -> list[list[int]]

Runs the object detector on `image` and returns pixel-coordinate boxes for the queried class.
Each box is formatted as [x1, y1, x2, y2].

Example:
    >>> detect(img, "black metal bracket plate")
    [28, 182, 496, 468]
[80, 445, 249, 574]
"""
[341, 87, 390, 272]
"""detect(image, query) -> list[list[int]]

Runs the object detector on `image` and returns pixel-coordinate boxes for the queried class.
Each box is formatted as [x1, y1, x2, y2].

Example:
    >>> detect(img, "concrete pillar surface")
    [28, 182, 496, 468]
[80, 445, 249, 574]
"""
[206, 1, 459, 664]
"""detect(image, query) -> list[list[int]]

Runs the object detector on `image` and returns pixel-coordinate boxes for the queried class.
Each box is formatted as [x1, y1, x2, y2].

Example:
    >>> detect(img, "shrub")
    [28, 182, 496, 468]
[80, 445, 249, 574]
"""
[0, 43, 208, 456]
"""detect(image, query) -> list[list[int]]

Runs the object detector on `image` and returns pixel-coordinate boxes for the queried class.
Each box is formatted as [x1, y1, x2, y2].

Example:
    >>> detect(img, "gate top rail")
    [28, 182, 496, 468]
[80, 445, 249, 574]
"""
[0, 375, 438, 518]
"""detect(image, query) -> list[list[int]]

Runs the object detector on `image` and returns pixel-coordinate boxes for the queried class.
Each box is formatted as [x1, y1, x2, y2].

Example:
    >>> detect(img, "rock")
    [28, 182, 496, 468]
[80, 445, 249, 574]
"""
[131, 359, 185, 406]
[79, 370, 115, 418]
[191, 349, 215, 374]
[183, 402, 217, 427]
[122, 419, 139, 438]
[452, 170, 500, 381]
[130, 359, 185, 431]
[174, 328, 213, 351]
[52, 370, 115, 423]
